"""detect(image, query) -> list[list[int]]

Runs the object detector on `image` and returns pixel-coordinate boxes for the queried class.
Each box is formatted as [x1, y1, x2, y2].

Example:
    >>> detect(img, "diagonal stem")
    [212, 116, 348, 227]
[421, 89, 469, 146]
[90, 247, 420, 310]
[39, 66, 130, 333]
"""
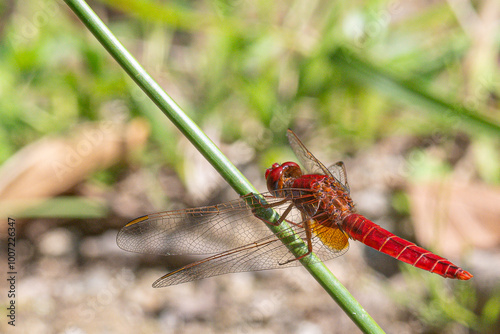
[63, 1, 385, 333]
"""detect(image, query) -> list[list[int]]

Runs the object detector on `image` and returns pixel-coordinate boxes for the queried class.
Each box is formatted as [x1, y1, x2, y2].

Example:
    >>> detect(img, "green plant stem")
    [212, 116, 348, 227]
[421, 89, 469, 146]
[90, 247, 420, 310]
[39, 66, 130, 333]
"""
[63, 1, 385, 333]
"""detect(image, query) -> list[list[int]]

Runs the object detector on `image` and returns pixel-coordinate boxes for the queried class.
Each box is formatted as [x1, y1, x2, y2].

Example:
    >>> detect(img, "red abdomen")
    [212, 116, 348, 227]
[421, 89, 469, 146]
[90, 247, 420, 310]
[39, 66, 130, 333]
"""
[342, 214, 472, 280]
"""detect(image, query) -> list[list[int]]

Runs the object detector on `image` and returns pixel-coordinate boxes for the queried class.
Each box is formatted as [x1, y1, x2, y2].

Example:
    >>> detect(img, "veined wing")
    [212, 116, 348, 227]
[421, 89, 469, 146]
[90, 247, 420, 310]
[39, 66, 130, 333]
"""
[326, 161, 350, 193]
[117, 191, 350, 287]
[287, 129, 331, 176]
[287, 129, 349, 193]
[117, 193, 282, 256]
[151, 227, 304, 287]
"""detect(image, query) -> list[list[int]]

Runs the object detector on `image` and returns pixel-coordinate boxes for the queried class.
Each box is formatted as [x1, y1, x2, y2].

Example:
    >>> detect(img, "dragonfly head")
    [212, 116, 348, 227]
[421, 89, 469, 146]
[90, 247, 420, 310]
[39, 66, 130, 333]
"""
[266, 162, 302, 194]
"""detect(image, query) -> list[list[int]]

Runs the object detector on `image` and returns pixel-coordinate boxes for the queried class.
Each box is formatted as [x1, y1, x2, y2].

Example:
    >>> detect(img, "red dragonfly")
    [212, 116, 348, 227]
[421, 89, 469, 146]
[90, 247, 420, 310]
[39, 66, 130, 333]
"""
[117, 130, 472, 287]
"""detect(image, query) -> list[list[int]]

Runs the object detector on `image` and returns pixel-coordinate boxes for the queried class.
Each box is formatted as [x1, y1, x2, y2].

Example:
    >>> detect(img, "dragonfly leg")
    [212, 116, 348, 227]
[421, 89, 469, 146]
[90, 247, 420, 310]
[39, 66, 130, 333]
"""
[254, 202, 295, 226]
[278, 215, 314, 265]
[251, 200, 314, 266]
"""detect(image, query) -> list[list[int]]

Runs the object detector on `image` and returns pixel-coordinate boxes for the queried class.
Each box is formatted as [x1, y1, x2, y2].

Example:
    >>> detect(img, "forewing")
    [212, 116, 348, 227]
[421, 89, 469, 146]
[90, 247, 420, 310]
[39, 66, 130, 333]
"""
[117, 195, 282, 256]
[287, 129, 331, 176]
[287, 130, 350, 193]
[327, 161, 350, 193]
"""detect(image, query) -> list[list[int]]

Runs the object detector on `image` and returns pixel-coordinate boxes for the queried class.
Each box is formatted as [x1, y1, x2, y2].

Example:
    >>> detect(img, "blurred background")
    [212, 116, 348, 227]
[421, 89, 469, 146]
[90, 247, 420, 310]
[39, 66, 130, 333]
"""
[1, 0, 499, 333]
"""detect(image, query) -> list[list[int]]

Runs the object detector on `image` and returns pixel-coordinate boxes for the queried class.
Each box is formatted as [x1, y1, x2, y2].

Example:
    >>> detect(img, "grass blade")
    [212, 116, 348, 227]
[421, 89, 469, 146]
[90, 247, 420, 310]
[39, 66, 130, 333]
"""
[330, 47, 500, 135]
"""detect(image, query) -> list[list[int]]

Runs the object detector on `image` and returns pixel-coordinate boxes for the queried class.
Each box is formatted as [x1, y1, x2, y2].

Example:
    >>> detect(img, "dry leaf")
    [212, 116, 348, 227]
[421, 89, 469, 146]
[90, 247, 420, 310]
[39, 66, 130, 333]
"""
[409, 178, 500, 258]
[0, 119, 149, 236]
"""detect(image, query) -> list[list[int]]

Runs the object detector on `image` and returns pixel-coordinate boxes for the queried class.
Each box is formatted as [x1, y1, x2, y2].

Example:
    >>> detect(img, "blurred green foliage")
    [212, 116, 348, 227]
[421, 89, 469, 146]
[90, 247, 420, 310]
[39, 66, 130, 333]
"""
[394, 267, 500, 333]
[2, 0, 498, 173]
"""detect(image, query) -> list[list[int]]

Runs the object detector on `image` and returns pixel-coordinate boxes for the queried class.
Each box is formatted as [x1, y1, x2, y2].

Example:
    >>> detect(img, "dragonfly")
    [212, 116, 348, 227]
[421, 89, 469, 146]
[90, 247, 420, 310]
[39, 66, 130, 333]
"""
[117, 129, 472, 287]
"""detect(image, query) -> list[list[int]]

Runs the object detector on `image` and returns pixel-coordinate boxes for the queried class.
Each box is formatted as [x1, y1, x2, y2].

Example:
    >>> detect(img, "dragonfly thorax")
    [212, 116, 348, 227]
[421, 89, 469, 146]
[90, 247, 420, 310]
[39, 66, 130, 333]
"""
[308, 177, 356, 223]
[266, 162, 356, 223]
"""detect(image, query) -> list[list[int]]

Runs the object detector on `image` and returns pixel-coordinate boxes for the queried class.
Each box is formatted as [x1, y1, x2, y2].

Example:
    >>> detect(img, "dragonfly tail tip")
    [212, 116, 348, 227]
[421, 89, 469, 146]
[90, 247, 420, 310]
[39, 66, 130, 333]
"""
[457, 270, 473, 280]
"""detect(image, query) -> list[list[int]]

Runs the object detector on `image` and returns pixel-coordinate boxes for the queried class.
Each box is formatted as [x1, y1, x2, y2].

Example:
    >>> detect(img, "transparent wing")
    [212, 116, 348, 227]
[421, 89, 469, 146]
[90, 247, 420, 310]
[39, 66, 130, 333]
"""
[327, 161, 350, 193]
[287, 129, 350, 193]
[287, 129, 331, 176]
[117, 191, 349, 287]
[117, 195, 273, 256]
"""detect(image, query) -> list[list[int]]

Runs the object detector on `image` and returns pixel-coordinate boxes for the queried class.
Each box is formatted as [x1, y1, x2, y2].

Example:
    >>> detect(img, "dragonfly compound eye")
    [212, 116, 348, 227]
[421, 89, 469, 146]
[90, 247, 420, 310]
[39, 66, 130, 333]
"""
[266, 162, 302, 194]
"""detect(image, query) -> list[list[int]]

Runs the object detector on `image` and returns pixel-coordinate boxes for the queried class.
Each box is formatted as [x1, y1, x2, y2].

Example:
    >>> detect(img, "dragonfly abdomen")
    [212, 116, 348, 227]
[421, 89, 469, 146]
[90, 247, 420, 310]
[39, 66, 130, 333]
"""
[342, 214, 472, 280]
